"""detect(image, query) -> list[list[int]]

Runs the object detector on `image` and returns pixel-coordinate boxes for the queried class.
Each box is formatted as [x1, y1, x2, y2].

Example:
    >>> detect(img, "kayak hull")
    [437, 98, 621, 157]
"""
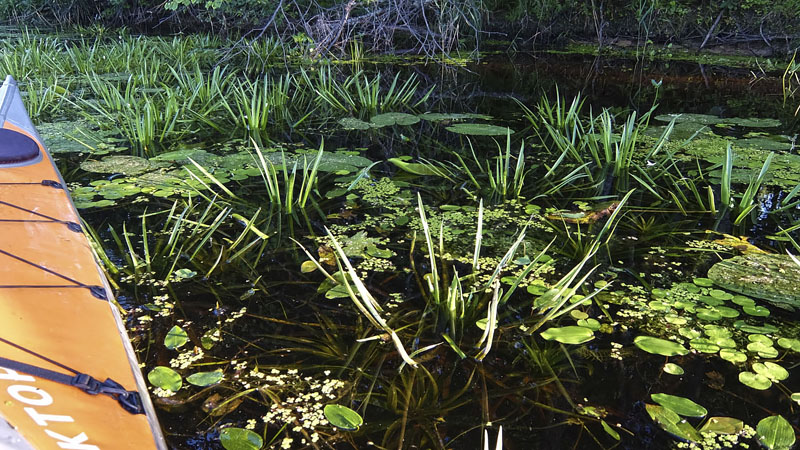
[0, 76, 165, 449]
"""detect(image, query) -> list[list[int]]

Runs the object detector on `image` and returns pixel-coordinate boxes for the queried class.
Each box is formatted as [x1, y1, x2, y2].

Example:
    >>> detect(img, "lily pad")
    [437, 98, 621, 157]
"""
[81, 155, 163, 176]
[777, 337, 800, 352]
[743, 305, 770, 317]
[739, 371, 772, 390]
[540, 326, 595, 344]
[752, 362, 788, 381]
[699, 417, 744, 435]
[323, 404, 363, 430]
[646, 404, 702, 442]
[733, 321, 778, 334]
[219, 427, 263, 450]
[445, 123, 513, 136]
[370, 112, 420, 127]
[164, 325, 189, 350]
[654, 113, 724, 125]
[419, 112, 493, 122]
[187, 370, 224, 387]
[689, 338, 720, 353]
[756, 415, 795, 450]
[663, 363, 684, 375]
[338, 117, 374, 130]
[148, 366, 182, 392]
[651, 393, 708, 418]
[719, 349, 748, 363]
[634, 336, 689, 356]
[727, 117, 782, 128]
[693, 277, 714, 287]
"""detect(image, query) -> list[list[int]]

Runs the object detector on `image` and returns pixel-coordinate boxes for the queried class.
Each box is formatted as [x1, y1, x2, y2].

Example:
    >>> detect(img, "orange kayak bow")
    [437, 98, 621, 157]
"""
[0, 75, 165, 449]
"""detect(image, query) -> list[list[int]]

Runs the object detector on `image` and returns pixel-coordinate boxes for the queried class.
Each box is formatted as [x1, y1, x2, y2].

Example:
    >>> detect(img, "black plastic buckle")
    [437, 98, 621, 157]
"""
[116, 390, 145, 415]
[70, 373, 102, 394]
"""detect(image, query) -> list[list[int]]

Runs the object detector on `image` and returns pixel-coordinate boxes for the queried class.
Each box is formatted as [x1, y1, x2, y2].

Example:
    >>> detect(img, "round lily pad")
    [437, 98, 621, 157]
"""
[752, 362, 788, 381]
[577, 318, 601, 331]
[370, 112, 420, 127]
[777, 338, 800, 352]
[743, 305, 770, 317]
[734, 321, 778, 334]
[445, 123, 513, 136]
[665, 315, 687, 325]
[709, 289, 733, 300]
[719, 349, 747, 363]
[634, 336, 689, 356]
[693, 277, 714, 287]
[690, 338, 720, 353]
[651, 393, 708, 417]
[540, 326, 594, 344]
[714, 337, 737, 348]
[695, 308, 722, 321]
[739, 371, 772, 390]
[704, 326, 732, 339]
[732, 295, 756, 307]
[338, 117, 373, 130]
[663, 363, 684, 375]
[678, 328, 703, 339]
[791, 393, 800, 404]
[714, 306, 739, 318]
[748, 334, 773, 345]
[747, 342, 779, 358]
[570, 310, 589, 320]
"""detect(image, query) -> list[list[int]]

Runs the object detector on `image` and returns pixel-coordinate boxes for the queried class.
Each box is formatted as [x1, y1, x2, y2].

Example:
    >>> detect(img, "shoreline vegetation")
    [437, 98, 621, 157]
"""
[2, 5, 800, 450]
[1, 0, 799, 60]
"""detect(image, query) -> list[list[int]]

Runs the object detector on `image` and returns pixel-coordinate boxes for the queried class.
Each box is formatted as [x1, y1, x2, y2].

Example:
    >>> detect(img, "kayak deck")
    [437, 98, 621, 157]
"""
[0, 76, 165, 449]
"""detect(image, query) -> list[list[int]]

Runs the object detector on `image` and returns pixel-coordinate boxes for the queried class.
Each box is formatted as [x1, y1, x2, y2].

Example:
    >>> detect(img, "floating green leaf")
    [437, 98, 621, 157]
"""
[219, 427, 263, 450]
[370, 112, 420, 127]
[719, 349, 747, 363]
[147, 366, 182, 392]
[734, 321, 778, 334]
[699, 417, 744, 435]
[324, 404, 363, 430]
[577, 318, 601, 331]
[663, 363, 684, 375]
[164, 325, 189, 350]
[756, 415, 795, 450]
[689, 338, 719, 353]
[651, 393, 708, 418]
[693, 277, 714, 287]
[540, 326, 595, 344]
[174, 268, 196, 279]
[601, 420, 620, 440]
[743, 305, 770, 317]
[634, 336, 689, 356]
[338, 117, 373, 130]
[419, 112, 493, 122]
[747, 341, 779, 358]
[388, 158, 447, 177]
[739, 371, 772, 390]
[187, 370, 224, 387]
[445, 123, 513, 136]
[777, 338, 800, 352]
[645, 404, 701, 442]
[752, 362, 788, 381]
